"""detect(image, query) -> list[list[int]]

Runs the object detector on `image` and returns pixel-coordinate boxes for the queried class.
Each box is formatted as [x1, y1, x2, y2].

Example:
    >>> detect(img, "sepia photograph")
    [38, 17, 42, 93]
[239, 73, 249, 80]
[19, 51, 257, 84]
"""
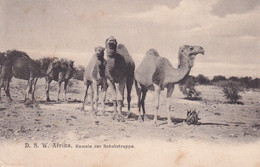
[0, 0, 259, 166]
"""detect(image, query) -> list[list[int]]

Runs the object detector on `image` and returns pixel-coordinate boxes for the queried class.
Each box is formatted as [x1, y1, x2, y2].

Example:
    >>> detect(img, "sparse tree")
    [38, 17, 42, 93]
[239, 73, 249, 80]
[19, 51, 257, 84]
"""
[179, 76, 201, 100]
[221, 81, 243, 104]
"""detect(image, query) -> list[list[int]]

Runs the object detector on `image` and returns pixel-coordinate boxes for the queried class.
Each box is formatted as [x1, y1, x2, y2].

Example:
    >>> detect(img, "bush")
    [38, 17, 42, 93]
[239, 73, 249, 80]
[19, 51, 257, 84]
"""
[228, 76, 240, 82]
[221, 81, 243, 104]
[196, 74, 210, 85]
[248, 78, 260, 89]
[211, 75, 227, 83]
[240, 76, 252, 89]
[179, 76, 201, 100]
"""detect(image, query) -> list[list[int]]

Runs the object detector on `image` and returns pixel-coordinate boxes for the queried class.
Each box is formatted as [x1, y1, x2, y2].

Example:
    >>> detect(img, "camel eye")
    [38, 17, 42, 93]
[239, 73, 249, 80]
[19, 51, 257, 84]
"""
[190, 47, 194, 51]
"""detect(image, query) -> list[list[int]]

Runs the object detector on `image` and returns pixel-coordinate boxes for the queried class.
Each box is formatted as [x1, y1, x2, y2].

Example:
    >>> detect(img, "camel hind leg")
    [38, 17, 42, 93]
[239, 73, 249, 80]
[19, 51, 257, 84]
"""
[25, 77, 33, 100]
[135, 80, 148, 122]
[141, 89, 148, 121]
[166, 85, 174, 125]
[81, 83, 90, 112]
[1, 66, 12, 102]
[135, 80, 142, 121]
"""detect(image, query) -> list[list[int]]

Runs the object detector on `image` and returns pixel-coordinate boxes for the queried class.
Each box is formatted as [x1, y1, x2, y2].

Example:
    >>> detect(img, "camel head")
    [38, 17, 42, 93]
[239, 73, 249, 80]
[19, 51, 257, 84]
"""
[45, 58, 61, 76]
[0, 52, 6, 65]
[105, 36, 117, 57]
[68, 60, 74, 69]
[178, 45, 204, 68]
[67, 60, 76, 77]
[95, 46, 105, 60]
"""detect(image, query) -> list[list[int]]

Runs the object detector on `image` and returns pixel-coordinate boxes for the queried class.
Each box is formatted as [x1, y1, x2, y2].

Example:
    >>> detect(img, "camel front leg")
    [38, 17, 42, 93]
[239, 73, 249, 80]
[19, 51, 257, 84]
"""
[92, 81, 99, 114]
[166, 85, 174, 125]
[81, 84, 90, 112]
[141, 89, 148, 121]
[64, 80, 68, 102]
[31, 77, 38, 100]
[100, 83, 107, 115]
[115, 79, 126, 117]
[90, 84, 94, 113]
[57, 81, 62, 102]
[153, 84, 161, 125]
[45, 77, 51, 102]
[107, 80, 117, 118]
[126, 79, 133, 118]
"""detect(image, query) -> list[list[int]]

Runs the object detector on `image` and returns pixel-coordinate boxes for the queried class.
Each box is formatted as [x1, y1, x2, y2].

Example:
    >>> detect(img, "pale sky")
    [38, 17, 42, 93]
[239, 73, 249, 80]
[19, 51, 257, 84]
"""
[0, 0, 259, 78]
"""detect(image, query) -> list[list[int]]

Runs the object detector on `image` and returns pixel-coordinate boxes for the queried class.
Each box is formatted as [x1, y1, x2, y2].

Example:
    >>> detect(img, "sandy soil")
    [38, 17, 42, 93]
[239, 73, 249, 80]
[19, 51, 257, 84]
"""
[0, 78, 259, 143]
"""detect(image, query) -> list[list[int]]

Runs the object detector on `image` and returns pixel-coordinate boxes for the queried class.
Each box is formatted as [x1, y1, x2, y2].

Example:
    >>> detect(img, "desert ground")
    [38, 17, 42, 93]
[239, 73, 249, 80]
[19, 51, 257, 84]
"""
[0, 77, 259, 144]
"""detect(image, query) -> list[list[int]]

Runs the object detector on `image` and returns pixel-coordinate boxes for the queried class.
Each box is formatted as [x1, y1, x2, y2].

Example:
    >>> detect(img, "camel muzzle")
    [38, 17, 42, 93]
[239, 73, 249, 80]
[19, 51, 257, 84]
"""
[198, 47, 205, 55]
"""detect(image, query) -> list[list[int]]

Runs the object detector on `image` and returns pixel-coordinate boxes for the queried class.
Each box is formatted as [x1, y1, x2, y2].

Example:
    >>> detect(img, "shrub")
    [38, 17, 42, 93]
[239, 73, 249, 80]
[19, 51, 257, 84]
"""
[228, 76, 240, 82]
[179, 76, 201, 100]
[240, 76, 252, 89]
[248, 78, 260, 89]
[211, 75, 227, 83]
[221, 81, 243, 104]
[196, 74, 210, 85]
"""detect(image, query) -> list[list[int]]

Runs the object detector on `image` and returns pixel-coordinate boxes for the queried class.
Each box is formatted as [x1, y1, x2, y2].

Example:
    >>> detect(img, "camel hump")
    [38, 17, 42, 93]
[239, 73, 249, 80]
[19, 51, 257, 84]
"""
[6, 50, 31, 60]
[146, 49, 160, 57]
[117, 44, 130, 57]
[117, 43, 135, 67]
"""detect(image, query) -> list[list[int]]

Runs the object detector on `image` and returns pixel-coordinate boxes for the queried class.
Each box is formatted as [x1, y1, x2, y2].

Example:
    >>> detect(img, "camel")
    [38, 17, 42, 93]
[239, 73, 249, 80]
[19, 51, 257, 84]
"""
[105, 36, 135, 120]
[0, 50, 52, 102]
[81, 46, 108, 114]
[45, 58, 75, 102]
[135, 45, 204, 125]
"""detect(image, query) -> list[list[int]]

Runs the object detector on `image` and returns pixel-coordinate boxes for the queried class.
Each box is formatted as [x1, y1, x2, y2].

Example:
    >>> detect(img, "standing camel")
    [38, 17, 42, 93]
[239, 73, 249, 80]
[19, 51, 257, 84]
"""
[45, 59, 75, 102]
[105, 36, 135, 120]
[135, 45, 204, 125]
[0, 50, 52, 102]
[81, 46, 108, 114]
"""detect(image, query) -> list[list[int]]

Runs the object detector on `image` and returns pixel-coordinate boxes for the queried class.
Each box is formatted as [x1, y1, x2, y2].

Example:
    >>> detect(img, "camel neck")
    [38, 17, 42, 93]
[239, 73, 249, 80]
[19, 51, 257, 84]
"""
[106, 49, 116, 58]
[166, 53, 191, 84]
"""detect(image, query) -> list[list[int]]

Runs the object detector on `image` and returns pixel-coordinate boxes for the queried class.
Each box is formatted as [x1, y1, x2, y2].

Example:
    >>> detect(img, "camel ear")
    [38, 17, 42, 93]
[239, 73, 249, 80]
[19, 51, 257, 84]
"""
[179, 46, 184, 52]
[105, 38, 109, 45]
[180, 45, 189, 52]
